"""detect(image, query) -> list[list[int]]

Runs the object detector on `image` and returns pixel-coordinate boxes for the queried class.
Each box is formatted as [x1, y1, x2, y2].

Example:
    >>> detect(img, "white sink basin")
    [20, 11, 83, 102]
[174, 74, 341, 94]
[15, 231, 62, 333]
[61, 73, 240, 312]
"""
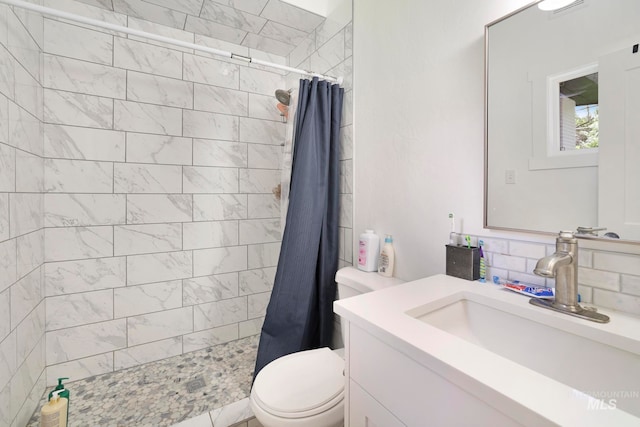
[408, 291, 640, 417]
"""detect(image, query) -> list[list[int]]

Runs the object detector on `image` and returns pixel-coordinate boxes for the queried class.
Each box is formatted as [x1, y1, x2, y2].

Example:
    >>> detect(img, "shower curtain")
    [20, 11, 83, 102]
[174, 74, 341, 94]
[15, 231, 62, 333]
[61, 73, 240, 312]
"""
[254, 77, 344, 377]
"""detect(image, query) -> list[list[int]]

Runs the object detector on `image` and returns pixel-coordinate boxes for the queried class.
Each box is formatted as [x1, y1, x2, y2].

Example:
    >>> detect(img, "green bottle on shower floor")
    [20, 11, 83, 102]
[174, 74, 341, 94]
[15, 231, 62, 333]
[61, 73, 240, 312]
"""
[49, 377, 70, 426]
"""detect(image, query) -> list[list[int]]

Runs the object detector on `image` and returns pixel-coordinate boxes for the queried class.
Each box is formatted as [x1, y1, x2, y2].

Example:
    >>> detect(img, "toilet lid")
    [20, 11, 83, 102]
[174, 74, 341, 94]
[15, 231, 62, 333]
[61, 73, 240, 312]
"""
[252, 347, 344, 418]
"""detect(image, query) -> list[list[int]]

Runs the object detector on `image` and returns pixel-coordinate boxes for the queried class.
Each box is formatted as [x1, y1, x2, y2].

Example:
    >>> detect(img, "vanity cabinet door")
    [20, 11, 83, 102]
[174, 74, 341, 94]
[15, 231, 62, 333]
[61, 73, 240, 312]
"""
[349, 380, 406, 427]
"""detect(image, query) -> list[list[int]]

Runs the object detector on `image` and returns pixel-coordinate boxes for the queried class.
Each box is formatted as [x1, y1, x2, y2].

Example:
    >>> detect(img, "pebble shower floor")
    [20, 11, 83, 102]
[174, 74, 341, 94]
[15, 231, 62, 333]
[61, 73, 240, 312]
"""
[27, 336, 258, 427]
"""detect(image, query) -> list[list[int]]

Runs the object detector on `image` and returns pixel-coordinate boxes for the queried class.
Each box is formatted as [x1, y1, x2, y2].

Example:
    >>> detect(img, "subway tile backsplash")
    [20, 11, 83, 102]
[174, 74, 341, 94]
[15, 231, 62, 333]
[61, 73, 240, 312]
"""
[477, 234, 640, 317]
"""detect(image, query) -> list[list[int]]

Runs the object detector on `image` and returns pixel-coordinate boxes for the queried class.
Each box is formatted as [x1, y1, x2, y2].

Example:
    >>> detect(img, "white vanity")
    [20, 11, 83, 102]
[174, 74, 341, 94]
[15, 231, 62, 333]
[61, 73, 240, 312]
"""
[334, 274, 640, 426]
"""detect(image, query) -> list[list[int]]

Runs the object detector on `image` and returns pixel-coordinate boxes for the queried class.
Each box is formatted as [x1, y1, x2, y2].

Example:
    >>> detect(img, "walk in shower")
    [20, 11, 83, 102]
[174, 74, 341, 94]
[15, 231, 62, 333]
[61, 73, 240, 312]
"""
[1, 0, 353, 425]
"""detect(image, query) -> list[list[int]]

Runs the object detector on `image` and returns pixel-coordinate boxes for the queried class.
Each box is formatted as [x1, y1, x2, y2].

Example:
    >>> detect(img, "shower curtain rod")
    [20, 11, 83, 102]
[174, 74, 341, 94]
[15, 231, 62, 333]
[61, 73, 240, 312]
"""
[1, 0, 343, 84]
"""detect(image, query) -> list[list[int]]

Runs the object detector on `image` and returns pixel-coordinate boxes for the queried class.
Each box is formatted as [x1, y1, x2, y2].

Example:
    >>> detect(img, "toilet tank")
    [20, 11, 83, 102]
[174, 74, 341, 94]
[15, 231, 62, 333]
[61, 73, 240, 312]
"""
[332, 267, 404, 349]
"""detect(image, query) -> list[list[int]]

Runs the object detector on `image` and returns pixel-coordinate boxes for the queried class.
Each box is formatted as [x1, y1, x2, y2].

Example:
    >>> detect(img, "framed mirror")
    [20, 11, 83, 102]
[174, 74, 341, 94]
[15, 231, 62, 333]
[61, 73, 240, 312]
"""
[485, 0, 640, 243]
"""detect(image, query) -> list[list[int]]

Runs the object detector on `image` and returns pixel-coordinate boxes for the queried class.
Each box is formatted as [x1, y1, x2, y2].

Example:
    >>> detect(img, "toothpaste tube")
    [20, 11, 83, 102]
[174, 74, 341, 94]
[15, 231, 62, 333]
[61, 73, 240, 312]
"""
[503, 282, 554, 299]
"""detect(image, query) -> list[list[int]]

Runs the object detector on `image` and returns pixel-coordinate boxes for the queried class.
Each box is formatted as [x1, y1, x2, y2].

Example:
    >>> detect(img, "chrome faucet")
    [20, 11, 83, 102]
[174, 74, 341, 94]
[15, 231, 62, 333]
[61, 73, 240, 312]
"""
[530, 231, 609, 323]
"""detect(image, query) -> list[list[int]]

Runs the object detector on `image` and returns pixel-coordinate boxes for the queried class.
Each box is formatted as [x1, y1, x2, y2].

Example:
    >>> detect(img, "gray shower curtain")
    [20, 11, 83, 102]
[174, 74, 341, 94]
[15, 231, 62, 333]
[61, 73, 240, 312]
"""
[253, 77, 344, 377]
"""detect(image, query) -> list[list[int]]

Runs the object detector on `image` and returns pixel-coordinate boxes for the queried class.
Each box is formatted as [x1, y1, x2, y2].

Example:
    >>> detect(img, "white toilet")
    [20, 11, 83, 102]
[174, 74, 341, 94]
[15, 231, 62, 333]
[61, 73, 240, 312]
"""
[250, 267, 403, 427]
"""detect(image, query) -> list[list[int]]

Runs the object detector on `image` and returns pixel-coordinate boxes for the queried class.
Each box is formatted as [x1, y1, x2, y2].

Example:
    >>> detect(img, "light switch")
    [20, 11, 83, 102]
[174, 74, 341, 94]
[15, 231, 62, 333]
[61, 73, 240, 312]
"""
[505, 169, 516, 184]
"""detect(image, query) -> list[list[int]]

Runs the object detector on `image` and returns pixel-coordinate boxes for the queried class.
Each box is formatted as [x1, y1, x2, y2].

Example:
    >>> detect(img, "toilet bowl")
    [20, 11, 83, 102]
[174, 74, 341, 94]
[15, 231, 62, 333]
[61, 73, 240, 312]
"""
[250, 267, 403, 427]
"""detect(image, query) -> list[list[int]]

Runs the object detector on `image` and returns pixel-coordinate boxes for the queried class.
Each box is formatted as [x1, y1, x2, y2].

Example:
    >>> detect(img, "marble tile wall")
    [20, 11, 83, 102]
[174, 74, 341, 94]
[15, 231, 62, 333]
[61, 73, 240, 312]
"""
[287, 0, 354, 268]
[0, 4, 47, 427]
[38, 0, 288, 387]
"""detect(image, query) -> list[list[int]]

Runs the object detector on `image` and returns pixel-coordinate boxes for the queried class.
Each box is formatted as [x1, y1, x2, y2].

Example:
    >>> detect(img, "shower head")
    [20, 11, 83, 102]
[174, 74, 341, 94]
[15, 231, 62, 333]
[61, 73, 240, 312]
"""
[275, 89, 291, 106]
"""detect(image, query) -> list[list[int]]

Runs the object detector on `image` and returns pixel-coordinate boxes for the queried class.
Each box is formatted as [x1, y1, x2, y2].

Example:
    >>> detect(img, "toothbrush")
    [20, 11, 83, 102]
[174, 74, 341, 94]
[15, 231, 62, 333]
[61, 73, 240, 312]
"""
[449, 213, 455, 244]
[465, 235, 471, 248]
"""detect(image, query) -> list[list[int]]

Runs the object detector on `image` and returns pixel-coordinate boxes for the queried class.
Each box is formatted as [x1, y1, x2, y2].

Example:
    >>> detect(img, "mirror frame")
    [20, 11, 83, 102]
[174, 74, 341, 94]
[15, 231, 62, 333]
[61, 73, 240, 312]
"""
[482, 0, 640, 246]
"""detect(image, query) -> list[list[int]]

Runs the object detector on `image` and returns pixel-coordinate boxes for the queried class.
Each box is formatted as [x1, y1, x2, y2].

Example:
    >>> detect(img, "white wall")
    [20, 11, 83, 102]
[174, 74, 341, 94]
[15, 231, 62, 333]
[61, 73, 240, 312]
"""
[352, 0, 640, 314]
[354, 0, 531, 280]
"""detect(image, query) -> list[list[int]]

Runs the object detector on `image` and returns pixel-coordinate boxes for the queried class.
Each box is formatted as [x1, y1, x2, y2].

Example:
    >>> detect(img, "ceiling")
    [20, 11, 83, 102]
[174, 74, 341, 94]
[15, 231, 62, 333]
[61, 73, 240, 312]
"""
[76, 0, 326, 57]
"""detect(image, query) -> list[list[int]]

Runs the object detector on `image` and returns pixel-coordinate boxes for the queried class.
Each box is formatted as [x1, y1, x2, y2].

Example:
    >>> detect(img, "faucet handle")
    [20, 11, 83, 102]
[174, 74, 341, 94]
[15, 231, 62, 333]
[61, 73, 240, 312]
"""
[576, 226, 607, 236]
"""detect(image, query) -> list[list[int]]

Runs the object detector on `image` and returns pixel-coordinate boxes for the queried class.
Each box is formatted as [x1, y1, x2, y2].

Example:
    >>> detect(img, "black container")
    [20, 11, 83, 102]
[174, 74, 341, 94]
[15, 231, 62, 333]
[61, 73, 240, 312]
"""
[445, 244, 480, 281]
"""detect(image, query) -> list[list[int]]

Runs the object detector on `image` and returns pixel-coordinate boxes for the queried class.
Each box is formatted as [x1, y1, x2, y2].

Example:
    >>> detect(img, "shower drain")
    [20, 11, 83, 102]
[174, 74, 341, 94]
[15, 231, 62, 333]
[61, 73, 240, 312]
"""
[185, 376, 206, 393]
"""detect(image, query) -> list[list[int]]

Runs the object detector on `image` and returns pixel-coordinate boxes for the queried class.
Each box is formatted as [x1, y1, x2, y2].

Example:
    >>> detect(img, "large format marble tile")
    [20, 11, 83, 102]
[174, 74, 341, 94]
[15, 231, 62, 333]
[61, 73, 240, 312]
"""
[44, 124, 125, 162]
[43, 19, 113, 65]
[10, 268, 42, 331]
[15, 151, 44, 193]
[193, 246, 247, 276]
[127, 306, 193, 346]
[127, 194, 193, 224]
[247, 292, 269, 319]
[126, 71, 194, 109]
[247, 242, 280, 269]
[238, 219, 279, 245]
[114, 280, 182, 317]
[0, 194, 8, 242]
[259, 20, 307, 46]
[193, 194, 247, 221]
[239, 67, 283, 97]
[183, 220, 238, 250]
[8, 101, 42, 156]
[114, 223, 182, 255]
[113, 336, 182, 370]
[183, 323, 238, 352]
[126, 251, 193, 285]
[192, 139, 247, 168]
[45, 319, 126, 364]
[114, 99, 182, 136]
[239, 267, 275, 295]
[45, 194, 126, 227]
[43, 54, 126, 99]
[126, 133, 192, 165]
[112, 0, 187, 30]
[247, 144, 281, 169]
[183, 53, 240, 89]
[184, 15, 247, 45]
[260, 0, 324, 33]
[8, 13, 41, 80]
[201, 1, 266, 33]
[247, 93, 282, 121]
[239, 169, 279, 193]
[46, 289, 114, 330]
[239, 117, 285, 144]
[183, 110, 239, 140]
[16, 301, 45, 364]
[45, 256, 126, 296]
[133, 0, 203, 16]
[193, 84, 247, 115]
[309, 29, 345, 74]
[44, 158, 113, 193]
[9, 193, 42, 238]
[114, 163, 182, 193]
[241, 33, 294, 57]
[46, 352, 113, 385]
[0, 143, 15, 192]
[126, 17, 194, 53]
[247, 194, 279, 219]
[183, 166, 239, 194]
[16, 229, 43, 279]
[193, 296, 247, 330]
[44, 226, 113, 262]
[44, 89, 113, 129]
[113, 37, 182, 79]
[182, 272, 238, 305]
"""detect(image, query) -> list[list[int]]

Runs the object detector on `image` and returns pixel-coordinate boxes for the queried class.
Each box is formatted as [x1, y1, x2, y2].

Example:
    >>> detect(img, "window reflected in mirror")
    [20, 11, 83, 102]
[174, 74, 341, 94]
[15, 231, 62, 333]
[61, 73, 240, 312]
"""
[559, 72, 599, 151]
